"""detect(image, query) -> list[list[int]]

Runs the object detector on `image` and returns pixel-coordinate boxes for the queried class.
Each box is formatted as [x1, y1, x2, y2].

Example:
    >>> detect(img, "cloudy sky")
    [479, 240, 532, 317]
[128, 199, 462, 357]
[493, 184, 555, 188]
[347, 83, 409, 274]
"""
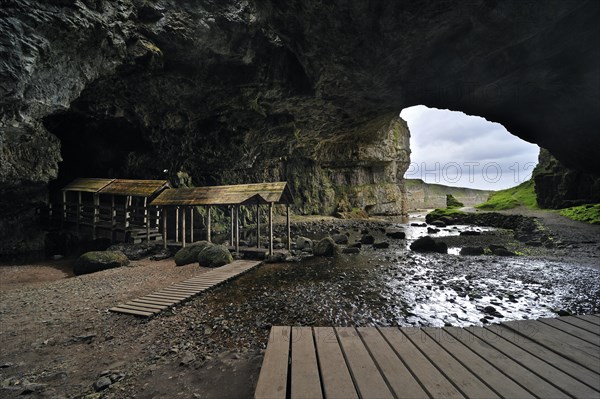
[400, 105, 540, 191]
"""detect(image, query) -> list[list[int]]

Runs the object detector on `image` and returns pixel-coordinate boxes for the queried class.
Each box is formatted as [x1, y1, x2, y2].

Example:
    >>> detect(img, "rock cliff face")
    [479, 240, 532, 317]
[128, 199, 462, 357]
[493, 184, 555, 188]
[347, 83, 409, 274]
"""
[405, 179, 491, 210]
[1, 0, 599, 256]
[534, 149, 600, 209]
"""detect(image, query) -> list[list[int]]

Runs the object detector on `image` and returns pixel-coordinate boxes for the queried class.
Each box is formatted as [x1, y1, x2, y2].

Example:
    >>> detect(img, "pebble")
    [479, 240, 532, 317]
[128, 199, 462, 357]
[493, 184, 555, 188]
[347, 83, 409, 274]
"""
[93, 376, 112, 392]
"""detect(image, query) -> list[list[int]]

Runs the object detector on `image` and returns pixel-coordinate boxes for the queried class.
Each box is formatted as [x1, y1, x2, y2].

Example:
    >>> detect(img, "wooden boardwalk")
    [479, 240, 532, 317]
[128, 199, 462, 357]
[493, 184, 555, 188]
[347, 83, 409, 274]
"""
[109, 260, 262, 317]
[255, 315, 600, 399]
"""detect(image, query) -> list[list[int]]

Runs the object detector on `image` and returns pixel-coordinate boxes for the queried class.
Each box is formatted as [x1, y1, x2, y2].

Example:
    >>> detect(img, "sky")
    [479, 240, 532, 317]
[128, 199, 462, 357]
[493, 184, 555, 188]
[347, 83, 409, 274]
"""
[400, 105, 540, 191]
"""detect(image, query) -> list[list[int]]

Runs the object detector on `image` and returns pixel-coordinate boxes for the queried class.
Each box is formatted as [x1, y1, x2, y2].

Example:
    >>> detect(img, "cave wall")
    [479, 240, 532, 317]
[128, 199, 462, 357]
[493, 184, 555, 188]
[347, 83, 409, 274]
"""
[1, 0, 599, 257]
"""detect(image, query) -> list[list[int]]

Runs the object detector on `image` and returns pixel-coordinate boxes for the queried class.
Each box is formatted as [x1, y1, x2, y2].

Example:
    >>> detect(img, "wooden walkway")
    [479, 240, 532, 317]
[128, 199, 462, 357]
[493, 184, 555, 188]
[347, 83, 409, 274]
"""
[109, 260, 262, 317]
[255, 315, 600, 399]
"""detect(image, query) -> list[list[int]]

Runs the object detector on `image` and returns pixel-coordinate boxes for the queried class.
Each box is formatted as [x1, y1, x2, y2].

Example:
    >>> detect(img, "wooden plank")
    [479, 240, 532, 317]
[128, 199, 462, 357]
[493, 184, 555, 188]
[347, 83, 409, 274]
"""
[131, 298, 174, 307]
[290, 327, 322, 399]
[116, 303, 161, 313]
[561, 315, 600, 334]
[335, 327, 394, 399]
[423, 327, 534, 398]
[123, 302, 167, 311]
[313, 327, 358, 399]
[478, 325, 600, 397]
[538, 317, 600, 347]
[484, 324, 600, 391]
[380, 327, 464, 398]
[444, 327, 569, 398]
[145, 294, 183, 302]
[109, 307, 153, 317]
[151, 291, 191, 299]
[501, 319, 600, 370]
[160, 287, 198, 295]
[357, 327, 427, 398]
[255, 326, 291, 399]
[578, 314, 600, 325]
[403, 328, 499, 398]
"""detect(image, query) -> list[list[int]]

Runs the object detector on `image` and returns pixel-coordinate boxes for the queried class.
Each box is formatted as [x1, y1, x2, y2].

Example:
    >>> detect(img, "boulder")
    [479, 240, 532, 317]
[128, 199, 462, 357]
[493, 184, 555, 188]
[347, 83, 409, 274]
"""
[360, 234, 375, 245]
[313, 237, 338, 256]
[460, 231, 481, 236]
[410, 236, 447, 254]
[427, 227, 440, 234]
[332, 233, 349, 244]
[174, 241, 212, 266]
[295, 236, 313, 251]
[342, 247, 360, 254]
[198, 244, 233, 267]
[430, 220, 446, 227]
[446, 194, 464, 208]
[459, 246, 484, 256]
[74, 251, 129, 276]
[386, 230, 406, 239]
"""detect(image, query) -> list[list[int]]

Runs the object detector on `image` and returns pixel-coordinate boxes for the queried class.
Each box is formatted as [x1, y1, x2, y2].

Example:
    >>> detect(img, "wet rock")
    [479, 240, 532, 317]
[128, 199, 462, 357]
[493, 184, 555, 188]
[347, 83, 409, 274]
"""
[174, 241, 212, 266]
[73, 251, 130, 276]
[430, 220, 446, 227]
[295, 236, 313, 251]
[386, 230, 406, 239]
[556, 309, 571, 316]
[313, 237, 338, 257]
[198, 245, 233, 267]
[360, 235, 375, 245]
[373, 242, 390, 249]
[342, 247, 360, 254]
[490, 246, 516, 256]
[410, 236, 447, 254]
[93, 376, 112, 392]
[332, 234, 349, 244]
[411, 223, 427, 227]
[427, 227, 440, 234]
[460, 231, 481, 236]
[459, 246, 484, 256]
[350, 242, 362, 248]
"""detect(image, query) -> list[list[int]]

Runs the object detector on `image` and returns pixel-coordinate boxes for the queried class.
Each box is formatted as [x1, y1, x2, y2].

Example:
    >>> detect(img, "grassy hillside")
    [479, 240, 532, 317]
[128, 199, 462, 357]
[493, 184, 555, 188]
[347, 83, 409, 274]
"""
[559, 204, 600, 224]
[476, 179, 537, 211]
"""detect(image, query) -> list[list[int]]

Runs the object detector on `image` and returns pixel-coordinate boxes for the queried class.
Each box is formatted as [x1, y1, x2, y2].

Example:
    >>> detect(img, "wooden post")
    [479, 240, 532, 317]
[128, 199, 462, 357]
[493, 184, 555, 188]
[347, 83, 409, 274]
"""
[162, 207, 167, 249]
[92, 193, 99, 240]
[207, 206, 212, 243]
[175, 206, 180, 243]
[286, 203, 291, 251]
[256, 203, 260, 248]
[144, 197, 150, 242]
[235, 205, 240, 255]
[110, 195, 116, 243]
[230, 206, 234, 246]
[125, 195, 131, 229]
[268, 202, 273, 256]
[190, 207, 194, 243]
[182, 207, 186, 247]
[62, 191, 67, 227]
[77, 191, 82, 234]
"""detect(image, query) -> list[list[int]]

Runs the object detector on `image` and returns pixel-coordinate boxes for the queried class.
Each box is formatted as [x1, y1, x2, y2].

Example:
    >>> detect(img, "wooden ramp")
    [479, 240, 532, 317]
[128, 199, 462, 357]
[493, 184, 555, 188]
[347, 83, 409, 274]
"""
[109, 260, 262, 317]
[255, 314, 600, 399]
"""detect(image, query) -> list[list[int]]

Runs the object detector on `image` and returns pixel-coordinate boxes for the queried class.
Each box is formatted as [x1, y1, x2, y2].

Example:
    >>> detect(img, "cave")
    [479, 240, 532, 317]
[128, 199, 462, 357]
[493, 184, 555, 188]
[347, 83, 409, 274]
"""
[1, 0, 599, 257]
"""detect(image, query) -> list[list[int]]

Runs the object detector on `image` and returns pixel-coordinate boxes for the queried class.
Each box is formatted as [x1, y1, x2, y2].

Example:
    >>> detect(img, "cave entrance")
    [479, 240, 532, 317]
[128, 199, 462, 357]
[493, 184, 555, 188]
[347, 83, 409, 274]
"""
[400, 105, 539, 209]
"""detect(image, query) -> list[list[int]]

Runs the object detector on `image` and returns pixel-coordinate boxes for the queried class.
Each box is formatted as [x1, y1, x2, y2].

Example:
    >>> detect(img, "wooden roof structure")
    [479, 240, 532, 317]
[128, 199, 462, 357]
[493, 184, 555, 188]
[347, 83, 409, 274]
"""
[99, 179, 169, 197]
[62, 178, 169, 197]
[62, 178, 114, 193]
[150, 182, 294, 206]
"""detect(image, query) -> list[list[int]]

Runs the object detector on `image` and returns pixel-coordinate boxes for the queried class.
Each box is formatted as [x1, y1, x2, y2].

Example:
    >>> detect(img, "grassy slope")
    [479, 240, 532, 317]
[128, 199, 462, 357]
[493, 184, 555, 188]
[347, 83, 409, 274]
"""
[476, 179, 537, 211]
[559, 204, 600, 224]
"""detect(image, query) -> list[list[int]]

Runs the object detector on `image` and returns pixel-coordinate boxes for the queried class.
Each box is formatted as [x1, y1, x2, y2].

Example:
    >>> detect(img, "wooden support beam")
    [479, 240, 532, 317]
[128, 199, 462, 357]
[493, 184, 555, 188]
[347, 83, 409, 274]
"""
[269, 202, 273, 256]
[190, 206, 194, 243]
[182, 207, 187, 248]
[235, 205, 240, 255]
[125, 195, 131, 229]
[162, 207, 167, 249]
[175, 206, 180, 243]
[286, 203, 291, 251]
[230, 206, 234, 246]
[256, 203, 261, 248]
[207, 206, 212, 243]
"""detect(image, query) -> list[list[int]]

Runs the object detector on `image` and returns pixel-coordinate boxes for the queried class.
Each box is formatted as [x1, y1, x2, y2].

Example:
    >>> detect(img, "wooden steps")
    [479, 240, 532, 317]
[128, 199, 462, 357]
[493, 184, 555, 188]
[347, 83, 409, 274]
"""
[255, 314, 600, 399]
[109, 260, 262, 317]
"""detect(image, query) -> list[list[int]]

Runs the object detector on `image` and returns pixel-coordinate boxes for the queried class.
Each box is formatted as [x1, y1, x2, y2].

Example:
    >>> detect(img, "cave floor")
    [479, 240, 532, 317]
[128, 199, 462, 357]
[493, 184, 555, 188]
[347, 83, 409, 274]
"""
[0, 210, 599, 398]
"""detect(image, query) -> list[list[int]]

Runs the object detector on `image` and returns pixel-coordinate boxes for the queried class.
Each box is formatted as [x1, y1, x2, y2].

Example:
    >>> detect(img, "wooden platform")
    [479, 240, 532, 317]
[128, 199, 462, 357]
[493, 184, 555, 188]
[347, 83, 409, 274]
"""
[255, 314, 600, 399]
[109, 260, 262, 317]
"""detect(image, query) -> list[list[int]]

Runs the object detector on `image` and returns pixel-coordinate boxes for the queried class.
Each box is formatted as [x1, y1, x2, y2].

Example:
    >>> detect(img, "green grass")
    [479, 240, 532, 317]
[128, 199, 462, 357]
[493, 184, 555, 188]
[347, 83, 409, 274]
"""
[426, 207, 467, 219]
[476, 179, 537, 211]
[559, 204, 600, 224]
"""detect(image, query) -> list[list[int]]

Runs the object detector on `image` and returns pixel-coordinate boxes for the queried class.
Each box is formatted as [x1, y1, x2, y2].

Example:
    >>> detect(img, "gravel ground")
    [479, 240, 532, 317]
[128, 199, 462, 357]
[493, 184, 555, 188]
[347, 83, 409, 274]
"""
[0, 210, 599, 398]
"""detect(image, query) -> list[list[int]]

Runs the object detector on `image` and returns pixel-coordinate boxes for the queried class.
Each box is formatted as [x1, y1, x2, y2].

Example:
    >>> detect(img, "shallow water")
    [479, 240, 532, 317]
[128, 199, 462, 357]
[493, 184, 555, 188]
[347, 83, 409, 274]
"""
[211, 213, 600, 328]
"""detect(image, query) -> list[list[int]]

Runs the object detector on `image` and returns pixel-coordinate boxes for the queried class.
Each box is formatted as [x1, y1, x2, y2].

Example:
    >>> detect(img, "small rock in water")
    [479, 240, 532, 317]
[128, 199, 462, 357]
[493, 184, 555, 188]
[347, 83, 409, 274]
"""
[460, 231, 481, 236]
[373, 242, 389, 249]
[342, 247, 360, 254]
[360, 235, 375, 245]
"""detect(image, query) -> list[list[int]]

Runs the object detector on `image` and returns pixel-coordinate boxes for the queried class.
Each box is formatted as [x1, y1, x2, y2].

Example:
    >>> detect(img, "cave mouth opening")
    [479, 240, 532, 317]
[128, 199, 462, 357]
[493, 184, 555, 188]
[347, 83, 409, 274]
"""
[400, 105, 540, 192]
[43, 111, 157, 202]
